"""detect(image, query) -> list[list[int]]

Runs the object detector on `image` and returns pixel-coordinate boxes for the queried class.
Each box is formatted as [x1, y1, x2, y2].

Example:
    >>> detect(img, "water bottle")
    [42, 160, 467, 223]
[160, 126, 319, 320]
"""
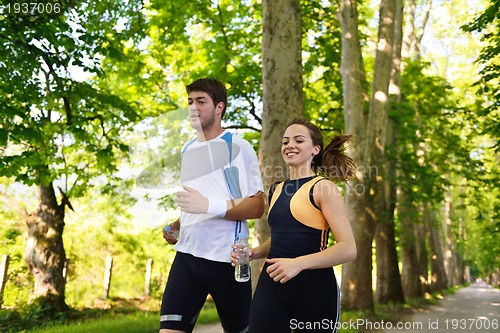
[234, 234, 250, 282]
[163, 225, 179, 240]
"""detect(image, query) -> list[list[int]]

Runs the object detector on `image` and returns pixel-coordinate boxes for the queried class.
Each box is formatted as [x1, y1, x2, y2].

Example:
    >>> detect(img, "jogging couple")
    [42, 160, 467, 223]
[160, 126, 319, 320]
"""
[159, 78, 356, 333]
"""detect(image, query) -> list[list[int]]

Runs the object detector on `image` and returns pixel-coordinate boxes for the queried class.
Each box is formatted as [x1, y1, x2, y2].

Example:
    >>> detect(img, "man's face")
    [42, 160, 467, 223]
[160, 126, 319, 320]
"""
[187, 91, 223, 132]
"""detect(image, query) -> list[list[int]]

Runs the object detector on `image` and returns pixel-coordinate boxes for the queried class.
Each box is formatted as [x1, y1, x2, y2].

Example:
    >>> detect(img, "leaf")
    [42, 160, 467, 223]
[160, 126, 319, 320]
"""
[0, 128, 8, 147]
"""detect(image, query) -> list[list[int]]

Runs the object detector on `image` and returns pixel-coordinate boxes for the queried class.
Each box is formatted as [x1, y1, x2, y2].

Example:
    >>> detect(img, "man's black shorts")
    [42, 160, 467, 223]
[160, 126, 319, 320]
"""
[160, 252, 251, 333]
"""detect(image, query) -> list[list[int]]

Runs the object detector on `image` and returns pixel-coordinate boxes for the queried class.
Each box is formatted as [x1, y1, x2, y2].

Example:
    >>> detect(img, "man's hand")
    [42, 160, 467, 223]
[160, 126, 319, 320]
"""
[176, 185, 209, 214]
[231, 244, 254, 266]
[162, 220, 180, 245]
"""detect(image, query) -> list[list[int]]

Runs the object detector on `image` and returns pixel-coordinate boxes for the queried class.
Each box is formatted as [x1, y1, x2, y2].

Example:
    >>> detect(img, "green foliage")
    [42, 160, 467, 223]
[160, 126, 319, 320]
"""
[394, 60, 461, 204]
[0, 182, 34, 308]
[60, 187, 176, 307]
[0, 180, 176, 309]
[0, 0, 144, 197]
[302, 1, 345, 132]
[112, 0, 266, 130]
[462, 0, 500, 150]
[0, 0, 152, 312]
[392, 58, 500, 276]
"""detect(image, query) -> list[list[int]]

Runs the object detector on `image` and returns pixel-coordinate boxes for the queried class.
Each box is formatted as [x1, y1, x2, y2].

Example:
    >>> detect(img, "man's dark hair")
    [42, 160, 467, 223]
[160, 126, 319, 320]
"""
[186, 78, 227, 118]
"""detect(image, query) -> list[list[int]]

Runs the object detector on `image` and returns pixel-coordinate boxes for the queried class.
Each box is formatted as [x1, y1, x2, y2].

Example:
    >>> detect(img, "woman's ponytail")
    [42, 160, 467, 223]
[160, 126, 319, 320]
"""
[319, 135, 357, 183]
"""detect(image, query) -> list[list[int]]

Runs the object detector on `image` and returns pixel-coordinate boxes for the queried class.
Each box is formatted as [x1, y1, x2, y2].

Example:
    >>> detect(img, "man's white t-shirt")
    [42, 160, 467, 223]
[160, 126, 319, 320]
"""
[173, 130, 263, 263]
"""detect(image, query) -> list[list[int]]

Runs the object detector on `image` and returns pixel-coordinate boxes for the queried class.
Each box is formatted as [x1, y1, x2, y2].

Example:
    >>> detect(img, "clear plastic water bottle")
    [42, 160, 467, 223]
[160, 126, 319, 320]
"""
[163, 225, 179, 240]
[234, 234, 250, 282]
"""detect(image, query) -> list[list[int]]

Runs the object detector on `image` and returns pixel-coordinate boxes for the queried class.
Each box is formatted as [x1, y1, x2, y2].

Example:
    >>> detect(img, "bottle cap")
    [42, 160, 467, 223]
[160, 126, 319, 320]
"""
[163, 225, 172, 232]
[238, 233, 248, 239]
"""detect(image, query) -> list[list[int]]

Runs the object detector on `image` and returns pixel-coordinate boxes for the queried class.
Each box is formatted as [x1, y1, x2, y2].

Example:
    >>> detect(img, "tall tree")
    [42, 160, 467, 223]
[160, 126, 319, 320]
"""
[338, 0, 370, 310]
[425, 205, 448, 291]
[442, 184, 463, 286]
[0, 0, 143, 312]
[375, 0, 405, 304]
[398, 0, 438, 298]
[339, 0, 397, 311]
[402, 0, 432, 59]
[256, 0, 304, 286]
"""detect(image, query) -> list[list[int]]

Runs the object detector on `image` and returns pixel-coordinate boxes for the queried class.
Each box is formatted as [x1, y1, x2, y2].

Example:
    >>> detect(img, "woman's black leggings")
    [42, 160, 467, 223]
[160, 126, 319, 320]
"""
[250, 263, 340, 333]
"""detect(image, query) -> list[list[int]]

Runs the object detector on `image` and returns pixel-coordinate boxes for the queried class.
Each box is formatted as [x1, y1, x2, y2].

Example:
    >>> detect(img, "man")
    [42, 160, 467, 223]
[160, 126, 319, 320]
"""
[160, 78, 264, 333]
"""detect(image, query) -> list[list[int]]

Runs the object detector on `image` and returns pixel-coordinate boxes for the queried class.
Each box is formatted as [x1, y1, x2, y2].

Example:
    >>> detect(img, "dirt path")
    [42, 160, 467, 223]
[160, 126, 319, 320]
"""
[375, 281, 500, 333]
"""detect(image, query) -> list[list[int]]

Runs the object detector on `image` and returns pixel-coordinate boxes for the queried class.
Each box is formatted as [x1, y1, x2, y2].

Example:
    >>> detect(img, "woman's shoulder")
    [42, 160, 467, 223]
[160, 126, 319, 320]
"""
[312, 177, 341, 199]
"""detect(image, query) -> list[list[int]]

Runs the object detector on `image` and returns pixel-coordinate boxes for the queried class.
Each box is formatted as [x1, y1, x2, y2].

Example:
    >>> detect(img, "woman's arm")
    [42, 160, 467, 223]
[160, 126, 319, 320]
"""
[250, 237, 271, 260]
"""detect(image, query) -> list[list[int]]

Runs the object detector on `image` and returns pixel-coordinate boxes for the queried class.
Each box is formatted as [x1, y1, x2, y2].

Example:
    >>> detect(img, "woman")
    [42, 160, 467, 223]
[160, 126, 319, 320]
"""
[233, 118, 357, 333]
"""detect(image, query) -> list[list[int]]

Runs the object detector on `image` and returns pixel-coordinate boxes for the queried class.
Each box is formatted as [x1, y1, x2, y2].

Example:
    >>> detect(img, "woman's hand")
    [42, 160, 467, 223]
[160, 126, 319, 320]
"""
[265, 257, 304, 284]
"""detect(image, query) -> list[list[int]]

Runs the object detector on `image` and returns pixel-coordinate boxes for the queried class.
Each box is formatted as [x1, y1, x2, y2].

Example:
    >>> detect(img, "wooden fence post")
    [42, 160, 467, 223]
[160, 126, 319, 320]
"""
[63, 260, 69, 283]
[0, 254, 9, 308]
[144, 258, 153, 296]
[103, 256, 113, 299]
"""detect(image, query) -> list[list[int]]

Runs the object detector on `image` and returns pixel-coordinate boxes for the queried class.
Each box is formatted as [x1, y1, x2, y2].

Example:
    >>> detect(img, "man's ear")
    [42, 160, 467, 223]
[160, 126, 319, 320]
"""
[216, 102, 225, 116]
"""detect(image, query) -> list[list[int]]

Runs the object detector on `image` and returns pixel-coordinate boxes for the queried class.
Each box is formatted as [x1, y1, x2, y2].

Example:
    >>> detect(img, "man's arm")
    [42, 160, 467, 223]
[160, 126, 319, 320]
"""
[224, 192, 264, 220]
[176, 187, 264, 220]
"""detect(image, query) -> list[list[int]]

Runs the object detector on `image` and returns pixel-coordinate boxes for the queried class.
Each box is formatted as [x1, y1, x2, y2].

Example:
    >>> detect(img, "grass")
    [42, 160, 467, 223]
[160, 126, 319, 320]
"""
[30, 304, 218, 333]
[26, 311, 160, 333]
[1, 298, 220, 333]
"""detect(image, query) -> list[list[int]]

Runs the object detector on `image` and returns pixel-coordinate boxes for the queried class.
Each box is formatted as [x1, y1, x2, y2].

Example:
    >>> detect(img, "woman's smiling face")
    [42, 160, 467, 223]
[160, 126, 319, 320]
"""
[281, 124, 320, 168]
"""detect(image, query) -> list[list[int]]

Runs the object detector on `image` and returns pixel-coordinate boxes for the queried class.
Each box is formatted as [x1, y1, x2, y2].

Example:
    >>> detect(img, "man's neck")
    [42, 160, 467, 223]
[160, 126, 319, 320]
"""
[197, 126, 224, 142]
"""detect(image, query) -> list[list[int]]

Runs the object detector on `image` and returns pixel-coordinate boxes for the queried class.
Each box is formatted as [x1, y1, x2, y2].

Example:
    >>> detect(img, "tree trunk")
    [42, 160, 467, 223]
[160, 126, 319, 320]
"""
[402, 0, 432, 60]
[398, 194, 423, 299]
[0, 254, 9, 307]
[442, 185, 461, 286]
[457, 185, 466, 285]
[402, 0, 417, 59]
[338, 0, 372, 311]
[340, 0, 397, 312]
[426, 206, 448, 292]
[363, 0, 396, 166]
[375, 123, 404, 303]
[415, 206, 429, 294]
[25, 182, 68, 313]
[375, 0, 405, 305]
[255, 0, 303, 290]
[375, 213, 405, 303]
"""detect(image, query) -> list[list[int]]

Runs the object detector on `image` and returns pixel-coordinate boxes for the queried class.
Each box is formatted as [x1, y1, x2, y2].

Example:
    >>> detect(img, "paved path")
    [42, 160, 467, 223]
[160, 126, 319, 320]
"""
[193, 322, 223, 333]
[192, 282, 500, 333]
[376, 281, 500, 333]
